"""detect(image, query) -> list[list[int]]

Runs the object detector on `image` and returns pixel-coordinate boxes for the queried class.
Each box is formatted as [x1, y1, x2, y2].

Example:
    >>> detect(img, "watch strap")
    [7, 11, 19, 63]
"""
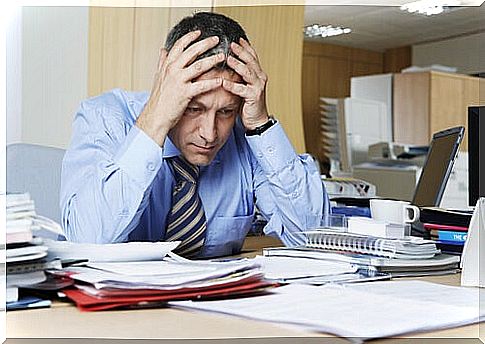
[245, 117, 277, 136]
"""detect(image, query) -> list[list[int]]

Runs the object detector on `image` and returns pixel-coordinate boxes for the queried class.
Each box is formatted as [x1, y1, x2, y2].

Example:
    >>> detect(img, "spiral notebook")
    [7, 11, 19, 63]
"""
[304, 230, 439, 259]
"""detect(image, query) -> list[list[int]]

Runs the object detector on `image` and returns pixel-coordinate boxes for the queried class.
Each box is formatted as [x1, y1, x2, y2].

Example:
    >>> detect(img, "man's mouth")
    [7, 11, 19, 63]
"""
[192, 143, 216, 153]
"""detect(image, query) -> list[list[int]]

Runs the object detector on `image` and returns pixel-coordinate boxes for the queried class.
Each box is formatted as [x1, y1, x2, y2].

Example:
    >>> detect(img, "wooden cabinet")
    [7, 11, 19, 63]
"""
[393, 71, 484, 151]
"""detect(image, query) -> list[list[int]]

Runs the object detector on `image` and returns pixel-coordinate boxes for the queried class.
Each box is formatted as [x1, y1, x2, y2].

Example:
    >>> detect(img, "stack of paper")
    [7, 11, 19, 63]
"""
[5, 193, 61, 309]
[54, 259, 274, 311]
[6, 193, 36, 245]
[252, 255, 390, 285]
[263, 247, 460, 277]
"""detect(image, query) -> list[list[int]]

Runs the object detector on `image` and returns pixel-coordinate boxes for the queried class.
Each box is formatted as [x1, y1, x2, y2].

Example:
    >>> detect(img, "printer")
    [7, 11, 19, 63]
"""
[352, 142, 428, 201]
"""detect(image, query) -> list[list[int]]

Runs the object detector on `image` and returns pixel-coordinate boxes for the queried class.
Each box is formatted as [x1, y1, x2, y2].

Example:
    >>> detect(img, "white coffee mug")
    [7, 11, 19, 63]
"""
[369, 199, 420, 224]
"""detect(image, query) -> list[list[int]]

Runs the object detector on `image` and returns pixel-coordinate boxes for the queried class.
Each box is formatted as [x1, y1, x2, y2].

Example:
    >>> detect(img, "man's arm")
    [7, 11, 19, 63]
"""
[222, 37, 329, 246]
[247, 122, 330, 246]
[60, 95, 165, 243]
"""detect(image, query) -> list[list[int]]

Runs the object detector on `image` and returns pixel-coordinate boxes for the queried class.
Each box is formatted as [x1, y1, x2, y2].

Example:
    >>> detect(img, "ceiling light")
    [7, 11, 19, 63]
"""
[400, 0, 461, 16]
[304, 24, 352, 38]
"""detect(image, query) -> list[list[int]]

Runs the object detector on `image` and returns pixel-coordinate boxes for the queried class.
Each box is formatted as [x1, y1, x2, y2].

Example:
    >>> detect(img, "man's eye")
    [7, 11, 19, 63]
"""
[217, 109, 235, 117]
[186, 107, 202, 115]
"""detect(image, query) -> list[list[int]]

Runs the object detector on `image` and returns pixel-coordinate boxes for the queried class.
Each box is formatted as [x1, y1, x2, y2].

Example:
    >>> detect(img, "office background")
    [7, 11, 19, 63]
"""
[6, 4, 485, 153]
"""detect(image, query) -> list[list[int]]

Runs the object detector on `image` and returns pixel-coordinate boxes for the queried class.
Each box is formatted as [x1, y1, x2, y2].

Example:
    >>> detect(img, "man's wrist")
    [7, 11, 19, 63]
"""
[245, 116, 276, 136]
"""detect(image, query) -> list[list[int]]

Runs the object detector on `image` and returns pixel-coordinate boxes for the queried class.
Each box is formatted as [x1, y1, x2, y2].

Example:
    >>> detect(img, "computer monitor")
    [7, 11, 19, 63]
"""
[412, 126, 465, 207]
[469, 106, 485, 206]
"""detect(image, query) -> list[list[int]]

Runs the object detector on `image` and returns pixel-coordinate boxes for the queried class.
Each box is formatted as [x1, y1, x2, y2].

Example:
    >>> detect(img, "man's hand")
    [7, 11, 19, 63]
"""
[222, 38, 270, 130]
[136, 30, 225, 146]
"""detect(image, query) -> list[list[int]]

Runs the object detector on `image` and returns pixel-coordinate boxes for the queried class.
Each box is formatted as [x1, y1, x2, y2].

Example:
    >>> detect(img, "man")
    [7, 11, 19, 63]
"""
[60, 12, 328, 258]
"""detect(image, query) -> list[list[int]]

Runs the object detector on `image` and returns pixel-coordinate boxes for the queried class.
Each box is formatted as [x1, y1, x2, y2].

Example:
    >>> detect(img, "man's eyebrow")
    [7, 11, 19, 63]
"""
[187, 100, 205, 107]
[221, 103, 239, 109]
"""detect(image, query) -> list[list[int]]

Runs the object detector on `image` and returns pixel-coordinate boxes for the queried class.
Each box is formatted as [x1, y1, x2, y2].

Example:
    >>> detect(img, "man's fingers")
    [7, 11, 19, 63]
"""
[221, 79, 248, 98]
[166, 30, 201, 64]
[226, 56, 258, 84]
[239, 38, 258, 60]
[189, 78, 223, 97]
[230, 42, 264, 77]
[179, 36, 220, 68]
[185, 53, 225, 81]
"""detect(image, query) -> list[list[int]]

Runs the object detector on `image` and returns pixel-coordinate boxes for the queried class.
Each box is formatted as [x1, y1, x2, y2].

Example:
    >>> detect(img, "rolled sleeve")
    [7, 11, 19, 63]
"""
[113, 125, 164, 189]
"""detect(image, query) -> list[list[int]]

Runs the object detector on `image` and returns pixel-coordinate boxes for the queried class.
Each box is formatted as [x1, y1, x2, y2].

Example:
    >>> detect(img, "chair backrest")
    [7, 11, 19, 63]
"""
[7, 143, 66, 223]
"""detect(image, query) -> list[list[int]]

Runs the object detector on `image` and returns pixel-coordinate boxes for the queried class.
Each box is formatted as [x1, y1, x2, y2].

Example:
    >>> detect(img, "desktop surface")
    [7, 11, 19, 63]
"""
[6, 236, 484, 343]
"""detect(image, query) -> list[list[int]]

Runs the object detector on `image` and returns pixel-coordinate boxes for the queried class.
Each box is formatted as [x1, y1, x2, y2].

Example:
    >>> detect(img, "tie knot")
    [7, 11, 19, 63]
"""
[170, 156, 199, 184]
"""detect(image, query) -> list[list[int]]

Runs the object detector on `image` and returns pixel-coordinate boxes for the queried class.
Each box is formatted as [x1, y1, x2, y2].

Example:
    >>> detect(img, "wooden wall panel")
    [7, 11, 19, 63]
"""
[301, 55, 320, 160]
[88, 7, 135, 96]
[393, 72, 430, 146]
[384, 46, 412, 73]
[318, 56, 350, 98]
[89, 6, 210, 96]
[214, 5, 306, 153]
[132, 7, 170, 91]
[301, 41, 385, 162]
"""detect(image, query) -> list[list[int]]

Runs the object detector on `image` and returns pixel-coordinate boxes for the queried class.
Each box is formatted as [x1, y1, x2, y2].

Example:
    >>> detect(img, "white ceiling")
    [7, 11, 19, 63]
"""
[303, 3, 485, 51]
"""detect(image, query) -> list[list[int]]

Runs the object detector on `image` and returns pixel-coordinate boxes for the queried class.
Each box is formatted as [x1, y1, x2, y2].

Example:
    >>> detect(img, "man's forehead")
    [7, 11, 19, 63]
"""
[197, 68, 242, 82]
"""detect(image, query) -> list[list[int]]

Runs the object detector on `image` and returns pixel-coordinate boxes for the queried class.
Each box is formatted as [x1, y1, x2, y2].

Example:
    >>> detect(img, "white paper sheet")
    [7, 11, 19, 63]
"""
[44, 240, 180, 262]
[171, 281, 484, 340]
[252, 255, 357, 280]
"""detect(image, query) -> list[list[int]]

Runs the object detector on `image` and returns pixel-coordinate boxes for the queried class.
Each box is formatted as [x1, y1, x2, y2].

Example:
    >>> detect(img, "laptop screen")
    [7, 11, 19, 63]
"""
[412, 127, 464, 207]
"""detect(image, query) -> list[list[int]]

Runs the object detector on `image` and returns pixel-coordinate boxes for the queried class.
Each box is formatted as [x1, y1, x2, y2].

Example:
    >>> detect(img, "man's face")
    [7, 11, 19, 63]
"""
[169, 69, 242, 166]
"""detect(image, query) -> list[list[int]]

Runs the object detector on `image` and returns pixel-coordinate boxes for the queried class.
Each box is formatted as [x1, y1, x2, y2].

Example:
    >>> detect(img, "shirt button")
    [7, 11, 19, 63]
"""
[267, 147, 275, 154]
[147, 162, 155, 171]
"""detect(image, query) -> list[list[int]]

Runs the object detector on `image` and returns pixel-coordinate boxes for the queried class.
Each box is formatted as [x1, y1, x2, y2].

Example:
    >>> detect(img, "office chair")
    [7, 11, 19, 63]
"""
[7, 143, 66, 224]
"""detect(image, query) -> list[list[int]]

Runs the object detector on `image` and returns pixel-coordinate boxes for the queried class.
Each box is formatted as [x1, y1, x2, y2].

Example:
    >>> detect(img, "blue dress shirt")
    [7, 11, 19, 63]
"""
[60, 89, 329, 257]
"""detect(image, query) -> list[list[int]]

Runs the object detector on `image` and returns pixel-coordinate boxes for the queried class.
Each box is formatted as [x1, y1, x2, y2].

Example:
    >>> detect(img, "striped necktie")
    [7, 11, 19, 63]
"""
[165, 156, 207, 258]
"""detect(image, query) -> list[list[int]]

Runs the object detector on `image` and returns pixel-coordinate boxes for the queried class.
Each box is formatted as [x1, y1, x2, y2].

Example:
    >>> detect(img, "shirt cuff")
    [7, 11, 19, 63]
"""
[113, 125, 164, 188]
[246, 121, 298, 172]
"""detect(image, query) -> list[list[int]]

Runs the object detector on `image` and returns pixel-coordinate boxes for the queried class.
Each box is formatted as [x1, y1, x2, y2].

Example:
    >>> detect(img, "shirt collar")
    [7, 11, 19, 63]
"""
[162, 136, 181, 158]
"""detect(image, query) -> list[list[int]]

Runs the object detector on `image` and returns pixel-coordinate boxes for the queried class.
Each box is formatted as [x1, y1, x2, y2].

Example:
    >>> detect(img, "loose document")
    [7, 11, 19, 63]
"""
[170, 280, 485, 340]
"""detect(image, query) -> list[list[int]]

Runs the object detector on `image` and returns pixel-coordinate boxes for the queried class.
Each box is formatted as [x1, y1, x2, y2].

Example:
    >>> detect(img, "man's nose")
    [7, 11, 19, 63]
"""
[198, 113, 218, 144]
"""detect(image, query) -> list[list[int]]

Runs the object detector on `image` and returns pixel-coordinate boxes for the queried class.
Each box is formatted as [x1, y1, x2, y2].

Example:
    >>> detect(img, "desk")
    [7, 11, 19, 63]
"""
[6, 236, 484, 343]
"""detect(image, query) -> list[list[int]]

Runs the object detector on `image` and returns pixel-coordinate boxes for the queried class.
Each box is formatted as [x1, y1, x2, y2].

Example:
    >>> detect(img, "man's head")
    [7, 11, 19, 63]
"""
[165, 12, 248, 166]
[165, 12, 249, 69]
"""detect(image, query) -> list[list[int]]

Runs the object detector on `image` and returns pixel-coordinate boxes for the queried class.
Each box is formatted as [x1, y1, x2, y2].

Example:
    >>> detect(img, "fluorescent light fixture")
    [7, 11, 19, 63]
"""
[400, 0, 461, 16]
[304, 24, 352, 38]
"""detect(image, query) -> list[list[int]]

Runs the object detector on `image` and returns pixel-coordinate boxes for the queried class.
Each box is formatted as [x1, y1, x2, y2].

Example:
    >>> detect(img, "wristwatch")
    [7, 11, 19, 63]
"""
[245, 117, 277, 136]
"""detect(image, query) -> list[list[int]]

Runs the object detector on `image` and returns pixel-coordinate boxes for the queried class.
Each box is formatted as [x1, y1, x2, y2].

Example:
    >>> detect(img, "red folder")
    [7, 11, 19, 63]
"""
[63, 279, 276, 311]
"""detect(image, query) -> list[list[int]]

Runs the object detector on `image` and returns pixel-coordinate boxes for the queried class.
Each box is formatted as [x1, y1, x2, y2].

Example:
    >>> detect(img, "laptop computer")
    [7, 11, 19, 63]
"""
[411, 126, 465, 207]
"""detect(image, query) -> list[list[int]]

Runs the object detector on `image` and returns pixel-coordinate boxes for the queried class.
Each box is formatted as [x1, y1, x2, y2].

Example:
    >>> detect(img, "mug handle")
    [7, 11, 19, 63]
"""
[404, 205, 420, 223]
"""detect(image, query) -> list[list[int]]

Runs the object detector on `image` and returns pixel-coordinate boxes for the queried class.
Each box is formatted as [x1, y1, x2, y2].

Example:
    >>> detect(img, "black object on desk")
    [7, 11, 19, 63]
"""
[468, 105, 485, 206]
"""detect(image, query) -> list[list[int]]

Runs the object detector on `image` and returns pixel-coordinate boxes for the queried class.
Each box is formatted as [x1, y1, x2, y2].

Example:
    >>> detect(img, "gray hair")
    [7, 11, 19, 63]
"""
[165, 12, 249, 69]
